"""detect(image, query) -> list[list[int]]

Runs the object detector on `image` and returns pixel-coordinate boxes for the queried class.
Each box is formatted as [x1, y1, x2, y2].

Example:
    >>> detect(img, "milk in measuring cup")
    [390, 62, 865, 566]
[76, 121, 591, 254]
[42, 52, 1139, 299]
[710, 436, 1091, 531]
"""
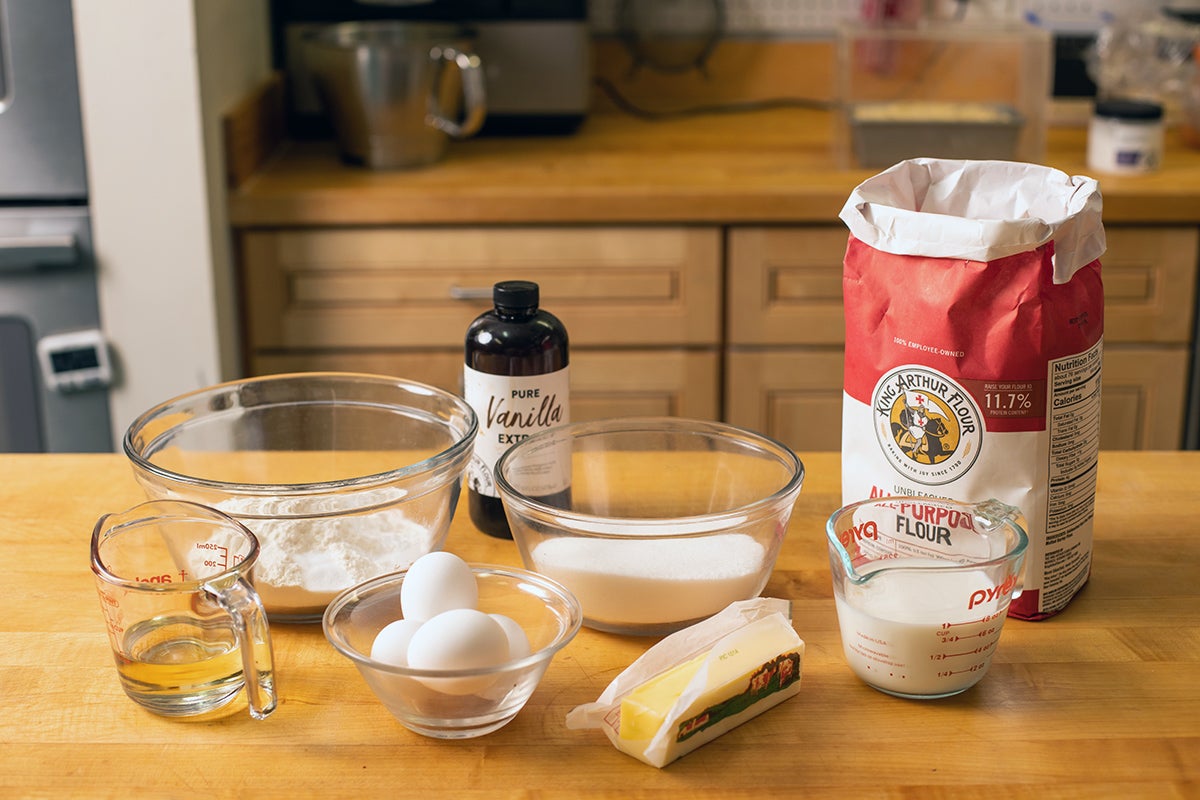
[835, 558, 1007, 697]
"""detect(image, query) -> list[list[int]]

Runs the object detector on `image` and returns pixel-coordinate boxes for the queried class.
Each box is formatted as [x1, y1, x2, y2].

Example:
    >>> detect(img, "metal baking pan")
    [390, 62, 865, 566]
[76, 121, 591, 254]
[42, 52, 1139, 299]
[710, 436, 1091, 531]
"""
[849, 102, 1024, 168]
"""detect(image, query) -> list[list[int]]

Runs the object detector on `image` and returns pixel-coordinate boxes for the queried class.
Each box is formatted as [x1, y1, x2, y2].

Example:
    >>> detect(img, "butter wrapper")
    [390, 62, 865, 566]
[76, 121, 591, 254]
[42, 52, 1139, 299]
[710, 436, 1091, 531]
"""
[565, 598, 804, 768]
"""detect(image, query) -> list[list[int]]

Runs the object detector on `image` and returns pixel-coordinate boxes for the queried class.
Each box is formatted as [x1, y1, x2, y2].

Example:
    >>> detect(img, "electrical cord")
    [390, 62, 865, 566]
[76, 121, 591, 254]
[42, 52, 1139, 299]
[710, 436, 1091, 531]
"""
[593, 75, 834, 120]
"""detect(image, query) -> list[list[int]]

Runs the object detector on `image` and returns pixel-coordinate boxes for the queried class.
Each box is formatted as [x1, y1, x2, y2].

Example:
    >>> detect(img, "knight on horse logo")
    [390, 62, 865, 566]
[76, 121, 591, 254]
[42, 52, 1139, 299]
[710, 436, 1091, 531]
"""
[895, 389, 951, 463]
[872, 365, 982, 485]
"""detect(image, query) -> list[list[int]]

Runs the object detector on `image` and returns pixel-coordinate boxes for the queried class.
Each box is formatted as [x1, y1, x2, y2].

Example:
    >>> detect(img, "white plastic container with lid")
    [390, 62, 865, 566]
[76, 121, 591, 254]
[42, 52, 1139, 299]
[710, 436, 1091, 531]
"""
[1087, 98, 1165, 174]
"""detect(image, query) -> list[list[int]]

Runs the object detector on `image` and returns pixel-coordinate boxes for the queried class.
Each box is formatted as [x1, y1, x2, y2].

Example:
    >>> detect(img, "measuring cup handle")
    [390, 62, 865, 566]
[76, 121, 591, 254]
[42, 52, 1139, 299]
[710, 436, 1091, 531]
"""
[207, 577, 278, 720]
[974, 498, 1023, 531]
[426, 45, 487, 139]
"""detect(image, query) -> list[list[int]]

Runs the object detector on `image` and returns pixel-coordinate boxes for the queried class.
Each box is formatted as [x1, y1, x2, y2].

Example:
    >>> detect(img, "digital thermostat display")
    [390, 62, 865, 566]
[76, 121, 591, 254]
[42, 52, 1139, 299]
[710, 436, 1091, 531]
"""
[37, 329, 113, 393]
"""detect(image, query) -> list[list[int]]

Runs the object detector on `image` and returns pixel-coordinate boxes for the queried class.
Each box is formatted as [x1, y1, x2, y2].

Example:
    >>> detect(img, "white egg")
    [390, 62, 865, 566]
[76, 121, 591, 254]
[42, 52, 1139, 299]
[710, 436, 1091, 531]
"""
[400, 551, 478, 622]
[406, 608, 510, 695]
[489, 613, 531, 660]
[369, 618, 423, 667]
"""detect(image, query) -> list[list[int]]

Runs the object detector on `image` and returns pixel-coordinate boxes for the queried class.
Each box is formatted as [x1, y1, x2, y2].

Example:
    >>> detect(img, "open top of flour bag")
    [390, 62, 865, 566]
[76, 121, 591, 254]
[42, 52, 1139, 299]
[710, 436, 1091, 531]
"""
[839, 158, 1106, 283]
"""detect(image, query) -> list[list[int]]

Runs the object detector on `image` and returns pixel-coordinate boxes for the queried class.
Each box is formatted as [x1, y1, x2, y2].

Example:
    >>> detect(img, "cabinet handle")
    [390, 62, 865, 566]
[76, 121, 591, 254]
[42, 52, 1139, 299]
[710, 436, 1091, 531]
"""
[448, 285, 493, 301]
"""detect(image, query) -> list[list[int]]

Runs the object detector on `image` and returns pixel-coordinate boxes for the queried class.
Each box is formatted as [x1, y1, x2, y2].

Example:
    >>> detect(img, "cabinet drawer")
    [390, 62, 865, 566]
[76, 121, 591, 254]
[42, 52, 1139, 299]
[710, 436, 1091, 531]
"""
[240, 227, 721, 350]
[1102, 227, 1198, 344]
[249, 349, 720, 422]
[726, 227, 848, 346]
[726, 225, 1199, 346]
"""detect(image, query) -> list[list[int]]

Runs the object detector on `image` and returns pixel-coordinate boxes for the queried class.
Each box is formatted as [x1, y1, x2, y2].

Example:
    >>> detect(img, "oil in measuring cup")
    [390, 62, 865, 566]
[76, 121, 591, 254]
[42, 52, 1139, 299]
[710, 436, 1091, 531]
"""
[116, 614, 250, 715]
[826, 498, 1027, 699]
[91, 500, 278, 719]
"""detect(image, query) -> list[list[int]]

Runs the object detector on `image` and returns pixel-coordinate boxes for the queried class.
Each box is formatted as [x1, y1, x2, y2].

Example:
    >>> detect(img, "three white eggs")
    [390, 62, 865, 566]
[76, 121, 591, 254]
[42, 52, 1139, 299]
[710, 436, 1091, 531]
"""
[370, 551, 531, 695]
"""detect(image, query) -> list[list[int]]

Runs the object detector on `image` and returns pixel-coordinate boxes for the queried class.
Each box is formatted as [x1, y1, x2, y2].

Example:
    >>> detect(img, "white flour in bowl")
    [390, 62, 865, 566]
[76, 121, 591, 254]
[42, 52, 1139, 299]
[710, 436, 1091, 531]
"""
[529, 533, 767, 627]
[215, 495, 438, 615]
[248, 514, 437, 613]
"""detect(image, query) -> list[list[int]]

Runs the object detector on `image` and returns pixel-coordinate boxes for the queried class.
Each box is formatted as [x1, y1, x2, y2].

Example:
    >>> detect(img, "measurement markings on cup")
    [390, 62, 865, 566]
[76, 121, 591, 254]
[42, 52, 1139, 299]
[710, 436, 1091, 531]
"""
[193, 541, 240, 571]
[931, 618, 1002, 681]
[933, 640, 999, 661]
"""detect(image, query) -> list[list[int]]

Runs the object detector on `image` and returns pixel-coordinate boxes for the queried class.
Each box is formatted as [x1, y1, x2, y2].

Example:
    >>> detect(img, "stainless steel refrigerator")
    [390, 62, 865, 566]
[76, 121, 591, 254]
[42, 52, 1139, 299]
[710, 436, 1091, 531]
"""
[0, 0, 113, 452]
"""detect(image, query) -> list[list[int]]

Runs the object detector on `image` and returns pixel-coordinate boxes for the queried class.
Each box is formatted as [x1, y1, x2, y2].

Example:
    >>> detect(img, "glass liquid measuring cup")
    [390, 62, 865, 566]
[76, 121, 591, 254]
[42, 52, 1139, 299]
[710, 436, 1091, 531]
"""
[91, 500, 277, 719]
[826, 497, 1028, 699]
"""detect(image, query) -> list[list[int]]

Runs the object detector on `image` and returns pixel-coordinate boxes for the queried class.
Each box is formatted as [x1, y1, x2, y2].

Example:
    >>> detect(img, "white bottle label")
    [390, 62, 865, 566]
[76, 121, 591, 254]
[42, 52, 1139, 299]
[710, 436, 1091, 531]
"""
[464, 366, 570, 499]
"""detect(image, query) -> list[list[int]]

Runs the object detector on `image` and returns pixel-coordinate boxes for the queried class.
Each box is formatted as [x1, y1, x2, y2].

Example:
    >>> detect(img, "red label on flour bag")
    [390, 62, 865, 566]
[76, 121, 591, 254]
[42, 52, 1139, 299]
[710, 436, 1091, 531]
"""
[839, 158, 1106, 620]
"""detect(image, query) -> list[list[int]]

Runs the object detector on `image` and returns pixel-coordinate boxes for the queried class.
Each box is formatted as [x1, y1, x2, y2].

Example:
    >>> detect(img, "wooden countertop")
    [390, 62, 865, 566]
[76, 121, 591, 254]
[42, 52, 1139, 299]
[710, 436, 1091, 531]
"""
[228, 110, 1200, 227]
[2, 451, 1197, 798]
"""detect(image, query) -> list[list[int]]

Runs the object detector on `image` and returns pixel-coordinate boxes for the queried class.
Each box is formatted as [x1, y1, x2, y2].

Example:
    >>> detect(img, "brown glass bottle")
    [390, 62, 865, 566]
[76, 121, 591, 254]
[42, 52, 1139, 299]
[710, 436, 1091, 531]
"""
[463, 281, 570, 538]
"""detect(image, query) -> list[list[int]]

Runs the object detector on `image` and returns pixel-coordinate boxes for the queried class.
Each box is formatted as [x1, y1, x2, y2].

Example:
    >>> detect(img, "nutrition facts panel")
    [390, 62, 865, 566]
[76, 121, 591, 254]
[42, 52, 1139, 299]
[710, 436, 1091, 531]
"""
[1041, 341, 1102, 608]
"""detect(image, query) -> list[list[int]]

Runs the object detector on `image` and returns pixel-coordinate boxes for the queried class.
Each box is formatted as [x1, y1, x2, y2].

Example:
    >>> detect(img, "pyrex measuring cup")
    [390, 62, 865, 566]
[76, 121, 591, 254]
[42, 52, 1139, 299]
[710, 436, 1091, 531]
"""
[826, 497, 1027, 699]
[91, 500, 277, 719]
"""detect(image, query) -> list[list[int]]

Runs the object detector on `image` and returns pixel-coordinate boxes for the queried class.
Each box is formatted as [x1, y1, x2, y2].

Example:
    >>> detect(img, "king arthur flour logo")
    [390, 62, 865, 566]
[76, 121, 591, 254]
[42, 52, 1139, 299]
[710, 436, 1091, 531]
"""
[872, 365, 982, 485]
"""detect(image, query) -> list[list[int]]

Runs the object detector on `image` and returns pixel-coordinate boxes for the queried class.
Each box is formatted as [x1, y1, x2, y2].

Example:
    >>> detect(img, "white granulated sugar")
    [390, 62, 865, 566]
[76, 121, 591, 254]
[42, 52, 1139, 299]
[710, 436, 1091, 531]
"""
[530, 533, 767, 626]
[216, 494, 435, 614]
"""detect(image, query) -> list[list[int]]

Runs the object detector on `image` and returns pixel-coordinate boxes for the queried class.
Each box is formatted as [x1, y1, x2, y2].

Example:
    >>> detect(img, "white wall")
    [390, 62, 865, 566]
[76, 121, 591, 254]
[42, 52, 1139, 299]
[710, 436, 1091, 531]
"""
[73, 0, 270, 449]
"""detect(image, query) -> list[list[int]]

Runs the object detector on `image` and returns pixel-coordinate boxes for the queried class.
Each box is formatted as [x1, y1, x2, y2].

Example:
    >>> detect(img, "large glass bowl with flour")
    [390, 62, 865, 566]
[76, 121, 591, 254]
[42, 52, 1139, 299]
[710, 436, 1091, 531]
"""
[495, 417, 805, 635]
[123, 372, 477, 622]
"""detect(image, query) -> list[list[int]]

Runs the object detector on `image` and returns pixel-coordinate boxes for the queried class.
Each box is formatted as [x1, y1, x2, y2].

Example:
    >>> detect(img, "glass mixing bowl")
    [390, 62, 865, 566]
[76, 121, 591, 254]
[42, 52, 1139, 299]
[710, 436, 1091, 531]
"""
[123, 372, 477, 622]
[323, 565, 582, 739]
[495, 417, 805, 636]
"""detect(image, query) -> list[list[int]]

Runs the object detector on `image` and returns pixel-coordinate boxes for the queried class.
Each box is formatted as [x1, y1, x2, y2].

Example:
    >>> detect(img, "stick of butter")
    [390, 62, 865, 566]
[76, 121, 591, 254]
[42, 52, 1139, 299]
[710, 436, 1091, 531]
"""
[566, 598, 804, 768]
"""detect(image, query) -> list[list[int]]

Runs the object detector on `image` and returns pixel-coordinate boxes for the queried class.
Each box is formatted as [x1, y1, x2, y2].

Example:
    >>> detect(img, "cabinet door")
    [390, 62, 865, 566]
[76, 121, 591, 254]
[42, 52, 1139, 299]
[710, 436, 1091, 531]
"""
[725, 349, 844, 453]
[1100, 346, 1189, 450]
[250, 349, 720, 423]
[240, 226, 722, 350]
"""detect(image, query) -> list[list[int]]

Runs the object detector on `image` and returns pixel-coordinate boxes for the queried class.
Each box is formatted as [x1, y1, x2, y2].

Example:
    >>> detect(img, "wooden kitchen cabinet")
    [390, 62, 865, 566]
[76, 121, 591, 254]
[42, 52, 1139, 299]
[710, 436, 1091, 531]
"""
[724, 225, 1199, 452]
[235, 220, 1195, 451]
[237, 225, 722, 421]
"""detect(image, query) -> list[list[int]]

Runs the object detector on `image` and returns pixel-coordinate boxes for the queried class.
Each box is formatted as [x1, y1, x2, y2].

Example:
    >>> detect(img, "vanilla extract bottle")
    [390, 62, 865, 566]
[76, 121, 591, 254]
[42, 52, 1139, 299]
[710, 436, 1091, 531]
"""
[464, 280, 570, 539]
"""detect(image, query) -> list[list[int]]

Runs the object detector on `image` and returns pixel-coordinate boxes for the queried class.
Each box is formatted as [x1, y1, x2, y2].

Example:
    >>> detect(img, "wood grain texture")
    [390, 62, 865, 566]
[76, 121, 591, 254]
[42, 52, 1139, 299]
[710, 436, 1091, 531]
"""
[1, 452, 1197, 798]
[227, 108, 1200, 227]
[238, 226, 722, 349]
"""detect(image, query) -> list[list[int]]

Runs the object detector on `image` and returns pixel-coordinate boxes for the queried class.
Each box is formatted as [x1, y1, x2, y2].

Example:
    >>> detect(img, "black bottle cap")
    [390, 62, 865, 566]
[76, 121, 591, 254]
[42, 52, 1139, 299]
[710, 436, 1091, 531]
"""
[1093, 98, 1163, 121]
[493, 280, 539, 312]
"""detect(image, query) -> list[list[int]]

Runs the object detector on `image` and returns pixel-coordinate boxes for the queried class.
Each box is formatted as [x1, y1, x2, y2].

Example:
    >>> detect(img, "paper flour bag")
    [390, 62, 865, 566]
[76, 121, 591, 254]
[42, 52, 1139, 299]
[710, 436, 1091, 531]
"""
[839, 158, 1106, 621]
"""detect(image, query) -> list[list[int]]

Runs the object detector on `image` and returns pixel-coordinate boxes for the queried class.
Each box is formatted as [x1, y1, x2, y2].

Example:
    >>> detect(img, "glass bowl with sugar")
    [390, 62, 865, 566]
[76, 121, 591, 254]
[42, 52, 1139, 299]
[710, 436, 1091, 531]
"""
[495, 417, 805, 635]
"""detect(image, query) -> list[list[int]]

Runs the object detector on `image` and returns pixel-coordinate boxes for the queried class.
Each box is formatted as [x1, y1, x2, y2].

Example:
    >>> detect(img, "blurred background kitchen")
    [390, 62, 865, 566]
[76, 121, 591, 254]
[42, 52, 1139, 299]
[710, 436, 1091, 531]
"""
[4, 0, 1199, 456]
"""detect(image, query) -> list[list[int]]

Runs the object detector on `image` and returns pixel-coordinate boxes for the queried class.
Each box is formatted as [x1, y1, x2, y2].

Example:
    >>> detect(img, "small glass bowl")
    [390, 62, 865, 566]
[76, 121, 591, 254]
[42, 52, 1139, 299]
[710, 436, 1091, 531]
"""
[123, 372, 477, 622]
[322, 565, 582, 739]
[496, 416, 805, 636]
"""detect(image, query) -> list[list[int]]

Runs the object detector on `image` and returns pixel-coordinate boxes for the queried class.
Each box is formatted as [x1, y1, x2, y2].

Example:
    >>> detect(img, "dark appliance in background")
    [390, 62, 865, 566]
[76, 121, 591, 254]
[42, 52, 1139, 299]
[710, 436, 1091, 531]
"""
[270, 0, 592, 138]
[1051, 32, 1098, 99]
[0, 0, 113, 453]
